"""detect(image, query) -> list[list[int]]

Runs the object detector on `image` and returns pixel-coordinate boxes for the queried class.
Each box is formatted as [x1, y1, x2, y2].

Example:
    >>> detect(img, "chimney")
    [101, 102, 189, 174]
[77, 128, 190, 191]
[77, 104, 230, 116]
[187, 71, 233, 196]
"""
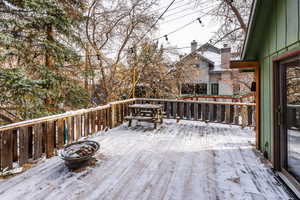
[191, 40, 197, 52]
[220, 44, 231, 69]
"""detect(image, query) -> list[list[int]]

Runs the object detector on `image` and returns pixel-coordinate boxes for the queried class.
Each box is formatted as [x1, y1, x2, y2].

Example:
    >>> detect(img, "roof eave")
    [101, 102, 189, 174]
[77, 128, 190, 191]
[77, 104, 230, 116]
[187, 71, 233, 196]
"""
[241, 0, 258, 60]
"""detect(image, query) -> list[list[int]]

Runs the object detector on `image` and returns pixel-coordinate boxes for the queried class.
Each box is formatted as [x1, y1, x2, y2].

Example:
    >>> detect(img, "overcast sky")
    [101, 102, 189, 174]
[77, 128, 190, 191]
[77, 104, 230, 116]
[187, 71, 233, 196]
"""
[154, 0, 219, 54]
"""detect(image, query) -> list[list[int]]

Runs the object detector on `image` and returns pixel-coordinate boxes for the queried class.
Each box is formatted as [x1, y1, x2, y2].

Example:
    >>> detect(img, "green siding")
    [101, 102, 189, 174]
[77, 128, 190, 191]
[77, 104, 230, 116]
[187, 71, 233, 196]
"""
[276, 0, 286, 50]
[246, 0, 300, 162]
[287, 0, 298, 44]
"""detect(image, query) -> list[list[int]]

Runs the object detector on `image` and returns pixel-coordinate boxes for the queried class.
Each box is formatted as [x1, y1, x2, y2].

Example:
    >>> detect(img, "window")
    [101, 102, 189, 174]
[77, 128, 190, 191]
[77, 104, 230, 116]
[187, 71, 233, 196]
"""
[181, 83, 194, 94]
[211, 83, 219, 95]
[195, 83, 207, 95]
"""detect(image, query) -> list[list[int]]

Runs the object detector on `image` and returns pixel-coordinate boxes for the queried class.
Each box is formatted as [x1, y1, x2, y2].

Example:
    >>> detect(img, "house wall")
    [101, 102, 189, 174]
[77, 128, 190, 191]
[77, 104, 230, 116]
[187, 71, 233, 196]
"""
[256, 0, 300, 161]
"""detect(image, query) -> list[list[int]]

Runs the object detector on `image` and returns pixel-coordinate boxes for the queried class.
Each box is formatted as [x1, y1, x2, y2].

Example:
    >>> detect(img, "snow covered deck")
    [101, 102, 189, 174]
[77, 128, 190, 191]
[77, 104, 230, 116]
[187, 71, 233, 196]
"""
[0, 120, 293, 200]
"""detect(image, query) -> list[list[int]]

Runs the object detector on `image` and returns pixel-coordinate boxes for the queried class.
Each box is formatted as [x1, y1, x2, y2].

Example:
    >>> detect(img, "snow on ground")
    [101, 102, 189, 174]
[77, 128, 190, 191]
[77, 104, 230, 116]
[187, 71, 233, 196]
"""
[0, 120, 294, 200]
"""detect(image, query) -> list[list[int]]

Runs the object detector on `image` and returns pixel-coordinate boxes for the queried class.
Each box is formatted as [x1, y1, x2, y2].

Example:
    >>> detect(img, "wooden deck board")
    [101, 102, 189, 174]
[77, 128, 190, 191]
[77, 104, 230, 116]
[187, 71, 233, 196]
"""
[0, 120, 294, 200]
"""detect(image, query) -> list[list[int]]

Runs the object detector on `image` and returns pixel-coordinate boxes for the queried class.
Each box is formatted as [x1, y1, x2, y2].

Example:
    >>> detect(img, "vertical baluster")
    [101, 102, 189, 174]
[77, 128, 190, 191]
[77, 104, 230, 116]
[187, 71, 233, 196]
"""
[103, 109, 107, 129]
[179, 102, 184, 119]
[187, 102, 191, 120]
[0, 130, 13, 170]
[121, 104, 124, 123]
[47, 121, 56, 158]
[98, 110, 102, 131]
[12, 129, 18, 162]
[84, 113, 89, 136]
[194, 103, 199, 120]
[167, 102, 171, 118]
[233, 105, 239, 125]
[19, 127, 29, 165]
[225, 105, 231, 124]
[91, 111, 96, 133]
[76, 115, 82, 139]
[28, 127, 33, 158]
[221, 105, 225, 122]
[67, 117, 74, 144]
[57, 119, 64, 148]
[173, 102, 177, 119]
[201, 103, 206, 121]
[241, 105, 248, 127]
[108, 106, 112, 128]
[208, 104, 214, 122]
[247, 106, 253, 126]
[35, 124, 44, 159]
[216, 104, 222, 122]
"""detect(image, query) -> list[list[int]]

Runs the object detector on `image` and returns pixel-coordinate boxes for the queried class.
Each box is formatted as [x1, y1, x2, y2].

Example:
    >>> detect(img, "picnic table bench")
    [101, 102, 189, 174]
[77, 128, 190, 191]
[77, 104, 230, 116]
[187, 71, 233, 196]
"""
[124, 104, 164, 128]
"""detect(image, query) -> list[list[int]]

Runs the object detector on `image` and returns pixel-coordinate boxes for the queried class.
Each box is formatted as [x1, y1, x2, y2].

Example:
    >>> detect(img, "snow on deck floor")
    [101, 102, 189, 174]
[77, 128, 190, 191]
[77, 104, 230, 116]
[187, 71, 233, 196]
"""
[0, 120, 294, 200]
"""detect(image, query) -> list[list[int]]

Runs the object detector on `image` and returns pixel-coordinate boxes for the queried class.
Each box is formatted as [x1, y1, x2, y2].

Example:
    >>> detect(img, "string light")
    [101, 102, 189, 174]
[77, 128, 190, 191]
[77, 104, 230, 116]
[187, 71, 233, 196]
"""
[164, 35, 169, 42]
[197, 18, 202, 24]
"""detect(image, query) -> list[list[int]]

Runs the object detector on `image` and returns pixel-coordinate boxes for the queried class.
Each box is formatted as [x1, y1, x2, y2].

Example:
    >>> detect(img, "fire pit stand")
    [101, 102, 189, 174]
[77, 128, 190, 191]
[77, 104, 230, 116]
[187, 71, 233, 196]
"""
[59, 140, 100, 169]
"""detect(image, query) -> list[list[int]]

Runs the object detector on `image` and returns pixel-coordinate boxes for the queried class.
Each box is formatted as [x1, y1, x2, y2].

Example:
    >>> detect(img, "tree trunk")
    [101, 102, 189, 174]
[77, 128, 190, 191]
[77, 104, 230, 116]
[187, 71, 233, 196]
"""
[45, 25, 54, 69]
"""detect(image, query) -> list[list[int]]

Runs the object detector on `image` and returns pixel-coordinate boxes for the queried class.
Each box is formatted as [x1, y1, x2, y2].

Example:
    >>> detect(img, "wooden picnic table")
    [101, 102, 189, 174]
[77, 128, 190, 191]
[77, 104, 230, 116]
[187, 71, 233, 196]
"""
[125, 104, 164, 128]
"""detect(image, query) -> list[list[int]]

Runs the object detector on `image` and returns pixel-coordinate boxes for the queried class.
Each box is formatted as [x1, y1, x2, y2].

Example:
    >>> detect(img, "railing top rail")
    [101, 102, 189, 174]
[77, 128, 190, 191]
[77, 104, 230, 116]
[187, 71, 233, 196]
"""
[0, 98, 135, 132]
[180, 92, 255, 100]
[136, 98, 256, 106]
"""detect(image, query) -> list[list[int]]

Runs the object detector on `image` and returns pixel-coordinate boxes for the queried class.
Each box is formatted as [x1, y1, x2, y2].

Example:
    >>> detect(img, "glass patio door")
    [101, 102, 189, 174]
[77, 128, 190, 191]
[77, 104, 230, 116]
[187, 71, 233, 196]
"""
[279, 57, 300, 182]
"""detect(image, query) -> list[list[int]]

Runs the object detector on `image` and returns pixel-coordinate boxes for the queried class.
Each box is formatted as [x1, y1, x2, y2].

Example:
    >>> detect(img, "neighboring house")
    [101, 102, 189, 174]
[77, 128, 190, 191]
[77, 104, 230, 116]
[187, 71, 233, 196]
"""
[232, 0, 300, 197]
[178, 40, 252, 97]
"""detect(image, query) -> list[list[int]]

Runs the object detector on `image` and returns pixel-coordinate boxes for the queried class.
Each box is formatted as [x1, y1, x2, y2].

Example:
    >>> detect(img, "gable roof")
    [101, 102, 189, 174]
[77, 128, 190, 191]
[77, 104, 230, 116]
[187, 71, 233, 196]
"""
[178, 50, 215, 65]
[197, 43, 220, 54]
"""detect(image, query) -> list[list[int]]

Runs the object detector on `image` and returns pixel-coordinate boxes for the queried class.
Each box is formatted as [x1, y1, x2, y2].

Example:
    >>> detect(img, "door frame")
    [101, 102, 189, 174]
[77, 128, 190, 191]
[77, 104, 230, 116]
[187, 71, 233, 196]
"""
[273, 49, 300, 197]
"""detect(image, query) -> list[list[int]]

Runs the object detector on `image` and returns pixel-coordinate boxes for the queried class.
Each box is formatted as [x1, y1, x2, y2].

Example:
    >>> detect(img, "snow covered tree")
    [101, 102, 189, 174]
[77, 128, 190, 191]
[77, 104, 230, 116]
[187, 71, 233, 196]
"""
[0, 0, 89, 123]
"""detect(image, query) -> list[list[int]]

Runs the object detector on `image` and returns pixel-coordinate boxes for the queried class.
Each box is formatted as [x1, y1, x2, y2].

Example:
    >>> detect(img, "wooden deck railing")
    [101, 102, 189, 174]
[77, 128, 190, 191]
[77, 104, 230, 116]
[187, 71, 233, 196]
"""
[0, 99, 135, 171]
[0, 98, 255, 172]
[136, 98, 256, 127]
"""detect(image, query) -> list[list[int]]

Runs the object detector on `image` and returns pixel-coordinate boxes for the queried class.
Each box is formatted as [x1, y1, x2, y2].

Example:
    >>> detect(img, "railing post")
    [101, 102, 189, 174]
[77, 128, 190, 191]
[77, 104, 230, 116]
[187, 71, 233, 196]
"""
[241, 105, 248, 128]
[111, 103, 117, 128]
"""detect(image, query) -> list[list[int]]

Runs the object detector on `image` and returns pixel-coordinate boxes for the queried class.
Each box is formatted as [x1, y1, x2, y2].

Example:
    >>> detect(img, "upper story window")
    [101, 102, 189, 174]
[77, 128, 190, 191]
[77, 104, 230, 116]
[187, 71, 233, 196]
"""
[195, 83, 207, 95]
[211, 83, 219, 95]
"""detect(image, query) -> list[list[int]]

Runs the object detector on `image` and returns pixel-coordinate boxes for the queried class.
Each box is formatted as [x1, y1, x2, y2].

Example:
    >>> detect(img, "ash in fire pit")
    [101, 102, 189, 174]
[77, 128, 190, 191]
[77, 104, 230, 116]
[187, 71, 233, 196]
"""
[59, 140, 100, 169]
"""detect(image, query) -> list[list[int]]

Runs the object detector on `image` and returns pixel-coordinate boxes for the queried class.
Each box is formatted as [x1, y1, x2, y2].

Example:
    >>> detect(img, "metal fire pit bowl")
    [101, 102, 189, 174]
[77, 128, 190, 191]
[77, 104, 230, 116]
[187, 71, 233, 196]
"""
[59, 140, 100, 169]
